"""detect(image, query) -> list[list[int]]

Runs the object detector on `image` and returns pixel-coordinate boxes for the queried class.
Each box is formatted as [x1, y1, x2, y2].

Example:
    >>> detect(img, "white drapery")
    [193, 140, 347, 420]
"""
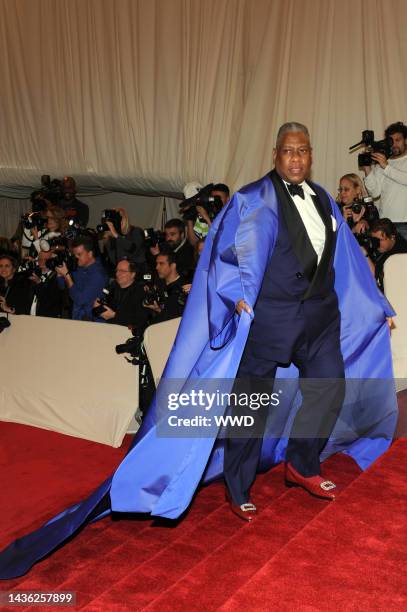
[1, 0, 406, 200]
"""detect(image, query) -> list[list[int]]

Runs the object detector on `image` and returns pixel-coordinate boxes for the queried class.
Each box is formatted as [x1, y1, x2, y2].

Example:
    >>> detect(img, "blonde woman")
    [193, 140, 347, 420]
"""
[337, 173, 375, 235]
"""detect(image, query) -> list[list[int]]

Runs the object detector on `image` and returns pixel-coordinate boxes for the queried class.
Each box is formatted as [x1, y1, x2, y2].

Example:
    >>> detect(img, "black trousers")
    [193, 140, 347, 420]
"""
[223, 309, 345, 505]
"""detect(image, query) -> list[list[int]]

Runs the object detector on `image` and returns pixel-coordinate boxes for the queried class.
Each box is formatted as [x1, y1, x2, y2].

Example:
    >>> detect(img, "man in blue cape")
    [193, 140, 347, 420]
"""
[0, 123, 397, 578]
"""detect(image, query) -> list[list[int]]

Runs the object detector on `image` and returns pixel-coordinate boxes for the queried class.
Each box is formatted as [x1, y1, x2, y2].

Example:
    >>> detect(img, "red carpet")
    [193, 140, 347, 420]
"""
[0, 400, 406, 610]
[0, 422, 131, 549]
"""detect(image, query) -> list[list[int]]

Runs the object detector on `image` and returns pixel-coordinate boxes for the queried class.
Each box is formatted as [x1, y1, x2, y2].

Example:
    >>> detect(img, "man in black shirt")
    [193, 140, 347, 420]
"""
[94, 258, 149, 331]
[144, 249, 187, 324]
[370, 218, 407, 292]
[150, 218, 195, 281]
[59, 176, 89, 228]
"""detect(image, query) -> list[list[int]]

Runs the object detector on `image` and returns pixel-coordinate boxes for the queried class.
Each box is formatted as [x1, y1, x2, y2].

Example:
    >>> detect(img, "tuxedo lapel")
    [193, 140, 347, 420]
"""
[269, 170, 317, 281]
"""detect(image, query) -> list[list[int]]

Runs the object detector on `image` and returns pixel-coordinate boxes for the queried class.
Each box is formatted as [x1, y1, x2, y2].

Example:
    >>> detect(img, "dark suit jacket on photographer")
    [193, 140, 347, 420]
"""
[173, 239, 195, 281]
[59, 197, 89, 227]
[375, 233, 407, 292]
[32, 272, 64, 318]
[104, 227, 147, 270]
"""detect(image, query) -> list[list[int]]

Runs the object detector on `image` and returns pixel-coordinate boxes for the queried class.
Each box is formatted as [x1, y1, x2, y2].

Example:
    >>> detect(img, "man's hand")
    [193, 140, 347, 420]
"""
[99, 305, 116, 320]
[56, 262, 69, 277]
[0, 296, 15, 314]
[196, 205, 211, 225]
[352, 220, 369, 234]
[30, 272, 41, 284]
[143, 300, 161, 313]
[106, 221, 119, 239]
[387, 317, 395, 332]
[371, 152, 388, 169]
[235, 299, 251, 316]
[342, 206, 353, 221]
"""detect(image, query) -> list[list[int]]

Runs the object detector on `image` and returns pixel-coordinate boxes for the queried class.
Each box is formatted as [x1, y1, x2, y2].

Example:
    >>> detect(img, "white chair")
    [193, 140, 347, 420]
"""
[383, 253, 407, 390]
[143, 317, 181, 382]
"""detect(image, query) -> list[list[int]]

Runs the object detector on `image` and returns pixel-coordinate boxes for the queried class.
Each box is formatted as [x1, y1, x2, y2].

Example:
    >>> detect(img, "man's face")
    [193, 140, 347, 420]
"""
[73, 245, 94, 267]
[156, 255, 174, 281]
[370, 230, 395, 253]
[211, 190, 229, 207]
[63, 190, 75, 201]
[115, 261, 136, 288]
[165, 227, 183, 248]
[273, 131, 312, 184]
[390, 132, 407, 158]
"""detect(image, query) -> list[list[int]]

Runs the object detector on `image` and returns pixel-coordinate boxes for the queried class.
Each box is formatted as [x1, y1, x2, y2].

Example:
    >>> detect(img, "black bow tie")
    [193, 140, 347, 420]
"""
[287, 183, 305, 199]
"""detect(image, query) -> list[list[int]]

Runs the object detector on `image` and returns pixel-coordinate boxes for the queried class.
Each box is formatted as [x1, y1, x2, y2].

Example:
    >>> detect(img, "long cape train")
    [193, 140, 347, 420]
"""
[0, 174, 398, 578]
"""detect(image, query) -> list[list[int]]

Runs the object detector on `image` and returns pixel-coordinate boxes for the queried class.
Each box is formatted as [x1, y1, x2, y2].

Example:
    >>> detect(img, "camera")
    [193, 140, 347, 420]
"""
[92, 287, 113, 317]
[115, 331, 147, 365]
[143, 285, 167, 307]
[96, 210, 122, 235]
[45, 250, 77, 272]
[21, 212, 48, 231]
[179, 183, 223, 222]
[354, 232, 381, 260]
[141, 273, 165, 306]
[0, 317, 11, 333]
[18, 259, 42, 278]
[349, 130, 393, 167]
[40, 236, 69, 252]
[350, 196, 379, 223]
[144, 228, 165, 249]
[30, 176, 63, 208]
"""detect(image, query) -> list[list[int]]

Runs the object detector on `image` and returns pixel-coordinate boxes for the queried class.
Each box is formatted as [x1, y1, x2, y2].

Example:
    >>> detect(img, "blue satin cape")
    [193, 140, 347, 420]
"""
[0, 174, 398, 578]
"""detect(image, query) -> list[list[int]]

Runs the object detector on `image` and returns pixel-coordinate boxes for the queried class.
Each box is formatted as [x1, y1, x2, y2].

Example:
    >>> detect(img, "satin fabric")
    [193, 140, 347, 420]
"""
[0, 174, 397, 578]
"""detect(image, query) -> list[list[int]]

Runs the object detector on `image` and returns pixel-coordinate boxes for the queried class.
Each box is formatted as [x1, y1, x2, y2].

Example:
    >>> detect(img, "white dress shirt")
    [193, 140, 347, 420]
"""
[364, 154, 407, 222]
[283, 180, 326, 263]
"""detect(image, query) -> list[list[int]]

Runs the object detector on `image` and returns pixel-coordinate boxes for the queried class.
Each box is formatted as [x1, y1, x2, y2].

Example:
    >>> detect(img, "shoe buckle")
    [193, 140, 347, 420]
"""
[320, 480, 336, 491]
[240, 503, 256, 512]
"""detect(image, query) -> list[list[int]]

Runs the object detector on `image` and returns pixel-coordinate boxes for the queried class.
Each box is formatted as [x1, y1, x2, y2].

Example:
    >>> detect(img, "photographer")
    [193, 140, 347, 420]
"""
[93, 258, 149, 331]
[149, 218, 195, 281]
[29, 251, 64, 318]
[363, 122, 407, 239]
[101, 207, 146, 273]
[31, 206, 66, 254]
[337, 174, 379, 236]
[367, 218, 407, 292]
[182, 182, 230, 246]
[18, 195, 50, 258]
[58, 176, 89, 228]
[144, 248, 188, 324]
[0, 255, 33, 315]
[56, 235, 107, 321]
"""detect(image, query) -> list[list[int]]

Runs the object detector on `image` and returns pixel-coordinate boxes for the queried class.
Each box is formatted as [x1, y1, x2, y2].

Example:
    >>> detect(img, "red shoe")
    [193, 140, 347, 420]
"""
[225, 489, 257, 522]
[285, 463, 336, 501]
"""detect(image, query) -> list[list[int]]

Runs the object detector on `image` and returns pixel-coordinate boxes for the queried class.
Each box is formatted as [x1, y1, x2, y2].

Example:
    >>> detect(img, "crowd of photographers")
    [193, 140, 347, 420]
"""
[338, 121, 407, 291]
[1, 121, 407, 334]
[0, 178, 230, 344]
